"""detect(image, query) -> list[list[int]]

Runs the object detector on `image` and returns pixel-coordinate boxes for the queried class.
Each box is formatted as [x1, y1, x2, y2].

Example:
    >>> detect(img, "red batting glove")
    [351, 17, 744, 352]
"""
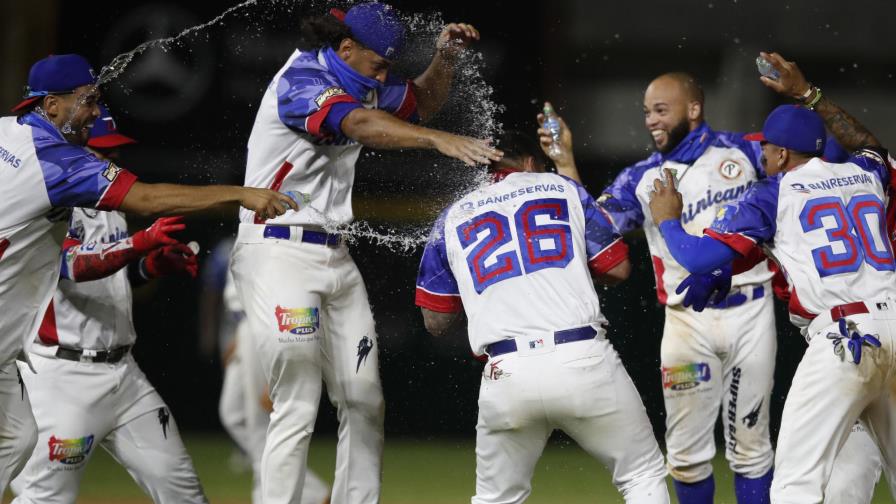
[131, 217, 186, 254]
[143, 243, 198, 278]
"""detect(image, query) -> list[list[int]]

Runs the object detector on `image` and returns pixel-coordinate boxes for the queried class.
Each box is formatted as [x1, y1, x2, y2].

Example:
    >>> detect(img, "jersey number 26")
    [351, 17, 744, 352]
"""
[457, 198, 573, 293]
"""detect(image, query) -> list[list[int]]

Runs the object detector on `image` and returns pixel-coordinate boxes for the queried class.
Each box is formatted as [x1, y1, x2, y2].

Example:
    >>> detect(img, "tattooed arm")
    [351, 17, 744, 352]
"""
[757, 51, 881, 150]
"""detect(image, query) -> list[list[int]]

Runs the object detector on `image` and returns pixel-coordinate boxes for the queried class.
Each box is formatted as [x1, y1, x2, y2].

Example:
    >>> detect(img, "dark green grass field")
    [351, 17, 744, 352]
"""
[4, 434, 893, 503]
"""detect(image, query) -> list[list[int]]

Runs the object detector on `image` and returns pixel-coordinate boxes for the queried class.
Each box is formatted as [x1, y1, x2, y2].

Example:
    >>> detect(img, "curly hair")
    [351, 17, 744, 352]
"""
[297, 14, 354, 51]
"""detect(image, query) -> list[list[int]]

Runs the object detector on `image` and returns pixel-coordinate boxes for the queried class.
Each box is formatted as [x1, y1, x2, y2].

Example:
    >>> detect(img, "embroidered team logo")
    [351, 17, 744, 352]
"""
[356, 335, 373, 373]
[718, 160, 743, 179]
[102, 162, 122, 182]
[48, 435, 95, 464]
[315, 86, 348, 108]
[274, 306, 319, 335]
[662, 363, 711, 390]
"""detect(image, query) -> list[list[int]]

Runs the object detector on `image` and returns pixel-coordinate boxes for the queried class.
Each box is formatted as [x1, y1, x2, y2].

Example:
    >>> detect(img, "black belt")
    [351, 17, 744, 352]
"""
[56, 345, 131, 364]
[485, 326, 597, 357]
[262, 225, 341, 247]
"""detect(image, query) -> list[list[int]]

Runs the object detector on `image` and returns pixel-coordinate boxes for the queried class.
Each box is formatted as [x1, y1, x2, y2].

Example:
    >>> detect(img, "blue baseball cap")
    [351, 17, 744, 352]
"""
[12, 54, 97, 113]
[332, 3, 406, 60]
[744, 105, 826, 155]
[87, 105, 136, 149]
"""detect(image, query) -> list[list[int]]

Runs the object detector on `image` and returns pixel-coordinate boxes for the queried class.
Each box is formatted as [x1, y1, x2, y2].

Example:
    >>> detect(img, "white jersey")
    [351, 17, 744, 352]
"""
[415, 172, 628, 355]
[601, 123, 773, 306]
[0, 113, 136, 364]
[37, 208, 137, 349]
[240, 49, 418, 228]
[707, 150, 896, 327]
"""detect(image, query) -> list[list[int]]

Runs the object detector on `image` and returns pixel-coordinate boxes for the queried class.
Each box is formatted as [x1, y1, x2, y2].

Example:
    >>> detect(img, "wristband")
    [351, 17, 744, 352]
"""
[805, 87, 823, 110]
[799, 85, 815, 102]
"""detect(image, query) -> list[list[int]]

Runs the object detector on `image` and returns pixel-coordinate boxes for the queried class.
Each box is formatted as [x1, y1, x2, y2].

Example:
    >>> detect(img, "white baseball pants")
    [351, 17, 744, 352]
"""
[824, 422, 884, 504]
[473, 335, 669, 504]
[772, 300, 896, 504]
[661, 294, 776, 483]
[219, 318, 330, 504]
[232, 229, 384, 504]
[0, 360, 36, 495]
[10, 352, 206, 503]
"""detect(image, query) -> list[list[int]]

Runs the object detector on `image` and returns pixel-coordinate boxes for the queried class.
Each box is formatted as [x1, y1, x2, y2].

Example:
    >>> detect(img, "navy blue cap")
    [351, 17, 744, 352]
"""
[335, 3, 406, 60]
[744, 105, 826, 155]
[88, 105, 136, 149]
[12, 54, 97, 113]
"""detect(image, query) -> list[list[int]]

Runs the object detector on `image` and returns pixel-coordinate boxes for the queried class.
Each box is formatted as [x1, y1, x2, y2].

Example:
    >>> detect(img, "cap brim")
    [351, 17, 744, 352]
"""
[743, 132, 766, 142]
[10, 96, 41, 113]
[88, 134, 137, 149]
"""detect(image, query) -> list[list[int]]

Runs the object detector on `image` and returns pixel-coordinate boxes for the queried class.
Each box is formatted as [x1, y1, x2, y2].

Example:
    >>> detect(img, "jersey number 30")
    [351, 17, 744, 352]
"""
[799, 194, 895, 277]
[457, 198, 573, 293]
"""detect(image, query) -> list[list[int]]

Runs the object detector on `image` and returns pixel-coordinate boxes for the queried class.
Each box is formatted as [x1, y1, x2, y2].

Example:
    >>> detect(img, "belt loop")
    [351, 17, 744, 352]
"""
[293, 226, 304, 244]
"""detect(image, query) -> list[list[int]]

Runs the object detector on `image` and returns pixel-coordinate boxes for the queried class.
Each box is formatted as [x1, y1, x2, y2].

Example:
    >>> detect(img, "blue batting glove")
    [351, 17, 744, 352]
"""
[675, 264, 733, 312]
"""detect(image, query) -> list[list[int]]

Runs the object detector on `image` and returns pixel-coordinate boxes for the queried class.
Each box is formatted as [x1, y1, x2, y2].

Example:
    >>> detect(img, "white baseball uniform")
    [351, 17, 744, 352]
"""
[416, 171, 669, 504]
[705, 148, 896, 503]
[217, 255, 330, 504]
[10, 207, 207, 504]
[600, 123, 776, 484]
[0, 112, 137, 491]
[231, 47, 418, 504]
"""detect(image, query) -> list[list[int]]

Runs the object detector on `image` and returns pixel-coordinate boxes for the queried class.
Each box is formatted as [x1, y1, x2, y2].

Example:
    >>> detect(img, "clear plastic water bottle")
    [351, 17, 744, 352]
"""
[756, 56, 780, 81]
[283, 190, 311, 209]
[542, 103, 563, 157]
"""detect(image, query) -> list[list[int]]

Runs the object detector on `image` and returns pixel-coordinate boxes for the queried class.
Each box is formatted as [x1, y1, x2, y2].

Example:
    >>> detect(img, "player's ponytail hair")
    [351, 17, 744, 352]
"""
[298, 14, 354, 51]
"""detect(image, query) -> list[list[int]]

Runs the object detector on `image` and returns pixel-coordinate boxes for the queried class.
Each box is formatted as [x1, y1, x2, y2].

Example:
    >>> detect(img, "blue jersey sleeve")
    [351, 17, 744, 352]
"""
[599, 164, 648, 234]
[705, 175, 781, 254]
[848, 148, 890, 187]
[560, 175, 626, 264]
[377, 74, 420, 124]
[415, 210, 462, 313]
[33, 130, 137, 210]
[275, 55, 363, 139]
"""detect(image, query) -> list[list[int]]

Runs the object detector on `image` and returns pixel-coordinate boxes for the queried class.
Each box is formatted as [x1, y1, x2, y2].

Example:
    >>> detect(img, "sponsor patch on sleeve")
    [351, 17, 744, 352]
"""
[315, 86, 348, 108]
[102, 163, 122, 182]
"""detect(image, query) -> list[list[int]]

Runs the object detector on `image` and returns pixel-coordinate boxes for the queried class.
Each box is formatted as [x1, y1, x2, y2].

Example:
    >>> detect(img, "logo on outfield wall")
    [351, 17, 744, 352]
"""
[275, 306, 319, 335]
[48, 434, 95, 464]
[662, 362, 711, 390]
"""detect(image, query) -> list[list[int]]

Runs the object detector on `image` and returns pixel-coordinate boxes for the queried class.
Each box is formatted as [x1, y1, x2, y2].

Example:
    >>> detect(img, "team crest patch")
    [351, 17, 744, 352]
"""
[102, 162, 122, 182]
[48, 434, 94, 464]
[274, 306, 319, 335]
[315, 86, 348, 108]
[718, 160, 743, 179]
[662, 362, 711, 390]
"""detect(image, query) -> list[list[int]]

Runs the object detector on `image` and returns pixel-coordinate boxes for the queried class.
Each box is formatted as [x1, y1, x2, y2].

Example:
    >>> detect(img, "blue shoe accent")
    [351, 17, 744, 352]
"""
[734, 469, 772, 504]
[673, 474, 715, 504]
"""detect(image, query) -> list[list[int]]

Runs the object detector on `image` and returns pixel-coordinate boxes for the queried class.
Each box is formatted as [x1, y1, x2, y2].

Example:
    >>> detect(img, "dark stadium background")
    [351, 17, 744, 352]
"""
[4, 0, 895, 449]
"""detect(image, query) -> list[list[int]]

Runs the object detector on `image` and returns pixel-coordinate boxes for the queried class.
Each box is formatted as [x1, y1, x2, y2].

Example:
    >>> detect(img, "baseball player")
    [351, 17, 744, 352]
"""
[205, 242, 330, 504]
[415, 130, 670, 504]
[680, 53, 895, 503]
[0, 53, 295, 493]
[10, 106, 208, 503]
[586, 73, 775, 503]
[229, 4, 501, 503]
[647, 101, 896, 503]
